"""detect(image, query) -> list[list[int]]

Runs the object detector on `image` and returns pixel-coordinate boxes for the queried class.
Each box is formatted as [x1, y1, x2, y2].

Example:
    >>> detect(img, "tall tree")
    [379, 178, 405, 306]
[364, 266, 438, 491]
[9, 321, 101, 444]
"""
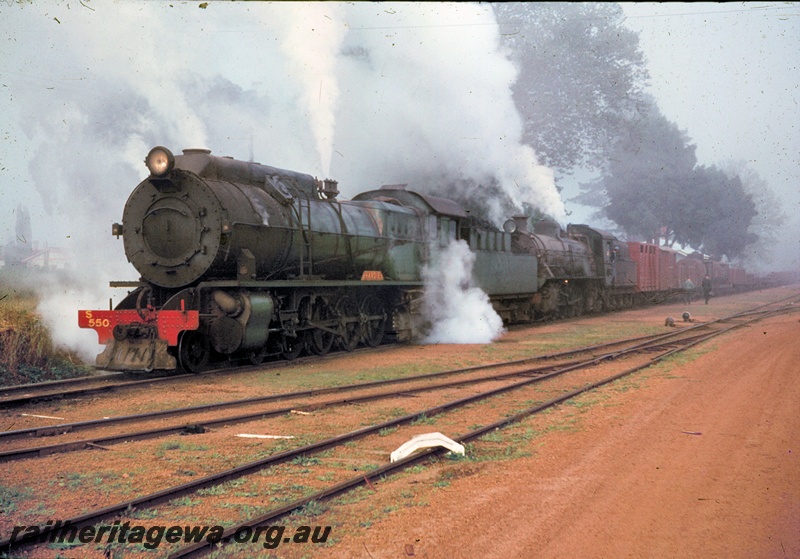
[493, 2, 649, 173]
[578, 100, 759, 259]
[684, 166, 758, 257]
[720, 161, 784, 269]
[583, 99, 698, 242]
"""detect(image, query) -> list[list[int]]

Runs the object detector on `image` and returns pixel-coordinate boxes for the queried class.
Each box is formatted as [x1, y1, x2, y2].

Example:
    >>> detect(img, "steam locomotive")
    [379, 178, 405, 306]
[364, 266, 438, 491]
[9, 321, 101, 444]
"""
[79, 147, 749, 373]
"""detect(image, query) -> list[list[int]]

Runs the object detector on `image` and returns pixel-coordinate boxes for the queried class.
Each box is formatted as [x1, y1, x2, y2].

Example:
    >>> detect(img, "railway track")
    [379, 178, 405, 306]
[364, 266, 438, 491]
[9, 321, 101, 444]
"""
[0, 328, 709, 461]
[0, 288, 787, 410]
[0, 371, 193, 408]
[2, 296, 796, 558]
[0, 346, 384, 409]
[0, 313, 741, 458]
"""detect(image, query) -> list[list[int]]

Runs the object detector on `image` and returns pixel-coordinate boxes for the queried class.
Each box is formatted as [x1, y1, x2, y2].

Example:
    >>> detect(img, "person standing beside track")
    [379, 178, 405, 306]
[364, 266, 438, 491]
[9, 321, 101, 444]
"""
[701, 275, 712, 305]
[682, 277, 695, 305]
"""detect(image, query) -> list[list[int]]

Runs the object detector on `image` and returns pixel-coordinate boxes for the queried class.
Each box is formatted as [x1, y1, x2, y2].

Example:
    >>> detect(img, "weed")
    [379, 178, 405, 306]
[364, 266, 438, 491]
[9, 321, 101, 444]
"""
[156, 441, 209, 456]
[0, 484, 32, 514]
[481, 430, 504, 443]
[411, 413, 437, 426]
[445, 451, 470, 462]
[291, 455, 321, 467]
[169, 496, 200, 507]
[63, 473, 88, 489]
[333, 486, 374, 506]
[22, 502, 56, 517]
[297, 500, 328, 517]
[611, 378, 642, 393]
[197, 485, 228, 496]
[269, 493, 297, 504]
[131, 508, 160, 520]
[44, 542, 83, 551]
[564, 393, 607, 410]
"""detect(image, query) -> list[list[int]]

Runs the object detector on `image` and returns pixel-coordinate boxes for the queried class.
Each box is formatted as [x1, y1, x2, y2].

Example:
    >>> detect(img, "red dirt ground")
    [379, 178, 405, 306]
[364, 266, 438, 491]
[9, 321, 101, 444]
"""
[315, 303, 800, 558]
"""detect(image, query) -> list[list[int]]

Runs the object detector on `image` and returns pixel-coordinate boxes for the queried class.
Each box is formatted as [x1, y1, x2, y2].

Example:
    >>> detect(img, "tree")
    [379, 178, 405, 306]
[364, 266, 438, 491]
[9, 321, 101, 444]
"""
[493, 2, 649, 173]
[720, 161, 784, 270]
[683, 166, 758, 257]
[582, 99, 697, 242]
[577, 100, 759, 259]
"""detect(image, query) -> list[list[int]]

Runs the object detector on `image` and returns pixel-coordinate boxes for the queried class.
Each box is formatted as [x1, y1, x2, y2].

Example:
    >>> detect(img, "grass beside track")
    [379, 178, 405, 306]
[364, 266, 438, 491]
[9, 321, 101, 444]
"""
[0, 278, 91, 386]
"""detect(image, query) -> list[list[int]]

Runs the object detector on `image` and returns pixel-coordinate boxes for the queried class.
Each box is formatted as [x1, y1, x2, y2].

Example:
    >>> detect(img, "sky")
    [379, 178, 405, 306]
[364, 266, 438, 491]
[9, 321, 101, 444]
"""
[0, 1, 798, 353]
[618, 2, 800, 272]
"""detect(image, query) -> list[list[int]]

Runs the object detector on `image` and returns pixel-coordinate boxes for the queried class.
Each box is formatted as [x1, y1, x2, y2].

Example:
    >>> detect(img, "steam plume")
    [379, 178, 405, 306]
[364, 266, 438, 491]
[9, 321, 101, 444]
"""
[331, 3, 564, 223]
[421, 240, 506, 344]
[264, 3, 347, 176]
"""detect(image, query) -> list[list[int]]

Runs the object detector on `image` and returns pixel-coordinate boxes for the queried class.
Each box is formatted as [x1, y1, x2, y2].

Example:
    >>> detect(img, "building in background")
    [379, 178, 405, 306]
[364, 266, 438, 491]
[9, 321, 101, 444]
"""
[1, 205, 71, 270]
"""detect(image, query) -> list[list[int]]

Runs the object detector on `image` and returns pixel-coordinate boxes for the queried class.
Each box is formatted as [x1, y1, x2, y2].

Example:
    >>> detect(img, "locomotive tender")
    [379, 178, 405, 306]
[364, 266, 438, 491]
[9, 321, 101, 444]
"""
[78, 147, 708, 373]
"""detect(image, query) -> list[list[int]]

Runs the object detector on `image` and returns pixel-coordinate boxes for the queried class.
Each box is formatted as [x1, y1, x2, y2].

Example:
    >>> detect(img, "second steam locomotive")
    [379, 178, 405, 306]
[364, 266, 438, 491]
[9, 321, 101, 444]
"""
[79, 146, 748, 372]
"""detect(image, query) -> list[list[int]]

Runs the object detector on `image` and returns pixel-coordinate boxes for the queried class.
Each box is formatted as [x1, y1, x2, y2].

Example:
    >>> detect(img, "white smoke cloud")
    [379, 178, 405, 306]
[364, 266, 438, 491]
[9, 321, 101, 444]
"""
[421, 240, 505, 344]
[263, 3, 347, 176]
[35, 271, 115, 362]
[331, 3, 564, 223]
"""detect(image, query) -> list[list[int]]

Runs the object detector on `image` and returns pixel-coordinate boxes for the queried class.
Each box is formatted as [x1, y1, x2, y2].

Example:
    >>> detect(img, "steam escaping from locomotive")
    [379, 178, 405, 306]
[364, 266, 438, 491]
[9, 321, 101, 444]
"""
[36, 278, 115, 362]
[421, 240, 506, 345]
[265, 3, 347, 176]
[332, 4, 564, 223]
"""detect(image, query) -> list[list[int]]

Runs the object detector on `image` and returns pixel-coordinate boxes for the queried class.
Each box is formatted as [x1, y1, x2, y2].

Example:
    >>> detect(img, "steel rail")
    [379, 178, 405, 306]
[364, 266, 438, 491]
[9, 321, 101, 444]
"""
[3, 301, 794, 459]
[0, 371, 126, 396]
[0, 349, 345, 408]
[1, 291, 793, 409]
[0, 373, 198, 408]
[2, 288, 794, 409]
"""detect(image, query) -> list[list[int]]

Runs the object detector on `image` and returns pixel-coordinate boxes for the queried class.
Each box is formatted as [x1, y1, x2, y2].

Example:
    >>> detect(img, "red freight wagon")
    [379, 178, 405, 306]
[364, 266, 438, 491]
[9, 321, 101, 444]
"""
[658, 246, 679, 291]
[709, 261, 729, 286]
[729, 267, 746, 287]
[627, 241, 659, 292]
[677, 256, 705, 288]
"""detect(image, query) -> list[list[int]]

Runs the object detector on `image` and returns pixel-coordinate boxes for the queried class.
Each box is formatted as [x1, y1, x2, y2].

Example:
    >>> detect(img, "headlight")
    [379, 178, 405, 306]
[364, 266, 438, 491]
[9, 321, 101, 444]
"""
[145, 146, 175, 177]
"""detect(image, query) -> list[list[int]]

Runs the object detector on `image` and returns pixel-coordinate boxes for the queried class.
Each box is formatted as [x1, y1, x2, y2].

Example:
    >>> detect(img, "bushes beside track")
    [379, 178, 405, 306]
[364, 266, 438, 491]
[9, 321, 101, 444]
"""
[0, 280, 90, 386]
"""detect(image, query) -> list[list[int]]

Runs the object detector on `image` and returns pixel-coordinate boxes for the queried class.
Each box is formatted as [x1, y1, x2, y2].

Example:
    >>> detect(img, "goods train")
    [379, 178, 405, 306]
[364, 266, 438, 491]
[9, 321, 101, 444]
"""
[79, 146, 759, 373]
